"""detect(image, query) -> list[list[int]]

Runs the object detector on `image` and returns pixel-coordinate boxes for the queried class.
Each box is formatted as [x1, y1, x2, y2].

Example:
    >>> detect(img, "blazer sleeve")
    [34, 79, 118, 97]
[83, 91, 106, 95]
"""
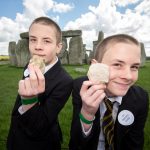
[117, 86, 149, 150]
[12, 68, 73, 139]
[69, 77, 100, 150]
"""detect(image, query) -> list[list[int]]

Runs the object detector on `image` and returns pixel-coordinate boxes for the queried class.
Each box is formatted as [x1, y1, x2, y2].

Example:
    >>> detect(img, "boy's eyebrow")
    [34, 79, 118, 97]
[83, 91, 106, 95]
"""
[29, 35, 36, 38]
[113, 59, 124, 62]
[29, 36, 52, 40]
[43, 37, 52, 40]
[132, 63, 141, 66]
[112, 59, 125, 64]
[113, 59, 140, 65]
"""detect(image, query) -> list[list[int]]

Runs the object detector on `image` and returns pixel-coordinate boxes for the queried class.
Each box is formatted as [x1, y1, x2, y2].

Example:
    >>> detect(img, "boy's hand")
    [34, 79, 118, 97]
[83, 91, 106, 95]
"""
[18, 64, 45, 98]
[80, 81, 106, 118]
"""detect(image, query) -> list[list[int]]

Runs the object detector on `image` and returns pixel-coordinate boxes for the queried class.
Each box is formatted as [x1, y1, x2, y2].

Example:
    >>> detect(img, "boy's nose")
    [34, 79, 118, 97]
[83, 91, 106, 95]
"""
[122, 68, 132, 80]
[35, 41, 43, 49]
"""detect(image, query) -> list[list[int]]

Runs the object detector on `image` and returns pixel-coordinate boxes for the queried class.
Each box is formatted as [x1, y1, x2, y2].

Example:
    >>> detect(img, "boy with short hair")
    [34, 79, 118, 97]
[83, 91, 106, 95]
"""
[7, 16, 73, 150]
[69, 34, 149, 150]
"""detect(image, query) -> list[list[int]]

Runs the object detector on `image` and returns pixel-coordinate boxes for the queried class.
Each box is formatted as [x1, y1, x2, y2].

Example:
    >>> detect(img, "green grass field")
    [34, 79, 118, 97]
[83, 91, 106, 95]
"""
[0, 55, 9, 61]
[0, 62, 150, 149]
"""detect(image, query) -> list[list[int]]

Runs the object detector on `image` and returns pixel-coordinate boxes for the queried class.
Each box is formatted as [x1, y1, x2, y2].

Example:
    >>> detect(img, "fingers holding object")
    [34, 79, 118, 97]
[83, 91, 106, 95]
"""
[28, 64, 45, 93]
[18, 79, 33, 96]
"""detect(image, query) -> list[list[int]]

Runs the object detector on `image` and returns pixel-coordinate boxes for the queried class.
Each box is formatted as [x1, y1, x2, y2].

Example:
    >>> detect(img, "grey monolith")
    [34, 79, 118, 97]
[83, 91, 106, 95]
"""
[69, 36, 83, 65]
[15, 39, 30, 67]
[140, 42, 146, 67]
[8, 41, 17, 66]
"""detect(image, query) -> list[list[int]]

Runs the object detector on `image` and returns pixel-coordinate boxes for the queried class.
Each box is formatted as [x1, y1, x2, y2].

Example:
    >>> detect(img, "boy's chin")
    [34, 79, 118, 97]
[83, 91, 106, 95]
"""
[106, 90, 128, 97]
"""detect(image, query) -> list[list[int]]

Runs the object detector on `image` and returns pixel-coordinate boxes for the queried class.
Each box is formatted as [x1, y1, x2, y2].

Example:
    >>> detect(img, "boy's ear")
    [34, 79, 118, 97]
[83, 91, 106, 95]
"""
[56, 42, 62, 54]
[91, 59, 98, 64]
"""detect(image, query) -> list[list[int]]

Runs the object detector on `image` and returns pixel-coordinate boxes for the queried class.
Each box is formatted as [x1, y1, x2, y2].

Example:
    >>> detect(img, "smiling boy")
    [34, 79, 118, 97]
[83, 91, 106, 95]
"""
[69, 34, 149, 150]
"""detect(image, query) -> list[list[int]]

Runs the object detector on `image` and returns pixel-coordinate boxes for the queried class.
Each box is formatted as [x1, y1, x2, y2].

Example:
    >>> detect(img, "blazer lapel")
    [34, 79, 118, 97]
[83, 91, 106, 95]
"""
[114, 87, 137, 149]
[39, 60, 62, 100]
[44, 60, 61, 80]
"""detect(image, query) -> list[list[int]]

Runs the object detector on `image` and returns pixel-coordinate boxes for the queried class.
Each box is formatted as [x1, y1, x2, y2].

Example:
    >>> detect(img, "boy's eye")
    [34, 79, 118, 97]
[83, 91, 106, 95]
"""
[45, 40, 50, 43]
[29, 38, 36, 42]
[43, 39, 51, 43]
[131, 66, 139, 71]
[114, 63, 120, 66]
[113, 63, 122, 68]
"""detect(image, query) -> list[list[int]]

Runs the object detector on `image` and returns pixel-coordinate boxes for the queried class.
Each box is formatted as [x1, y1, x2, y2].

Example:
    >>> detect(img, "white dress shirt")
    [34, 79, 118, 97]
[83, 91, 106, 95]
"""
[81, 96, 122, 150]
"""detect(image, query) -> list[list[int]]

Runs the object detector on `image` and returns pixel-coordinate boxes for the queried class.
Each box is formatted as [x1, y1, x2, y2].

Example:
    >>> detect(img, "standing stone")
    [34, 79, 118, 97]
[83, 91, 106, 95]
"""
[62, 30, 82, 37]
[88, 50, 94, 64]
[140, 42, 146, 67]
[69, 36, 83, 65]
[92, 40, 99, 58]
[82, 44, 86, 64]
[58, 37, 69, 64]
[98, 31, 104, 42]
[86, 50, 92, 64]
[8, 30, 85, 66]
[90, 31, 105, 64]
[93, 31, 104, 55]
[20, 32, 29, 39]
[85, 53, 89, 64]
[8, 41, 17, 66]
[15, 39, 30, 67]
[60, 50, 69, 64]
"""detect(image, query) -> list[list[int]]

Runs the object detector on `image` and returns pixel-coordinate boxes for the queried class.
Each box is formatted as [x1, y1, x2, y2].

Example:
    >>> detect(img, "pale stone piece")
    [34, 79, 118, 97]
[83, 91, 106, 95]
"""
[87, 63, 109, 84]
[30, 55, 45, 74]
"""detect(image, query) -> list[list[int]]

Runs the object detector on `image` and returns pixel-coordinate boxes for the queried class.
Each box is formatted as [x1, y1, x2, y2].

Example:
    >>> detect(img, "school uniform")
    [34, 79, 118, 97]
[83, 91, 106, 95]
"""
[7, 59, 73, 150]
[69, 76, 149, 150]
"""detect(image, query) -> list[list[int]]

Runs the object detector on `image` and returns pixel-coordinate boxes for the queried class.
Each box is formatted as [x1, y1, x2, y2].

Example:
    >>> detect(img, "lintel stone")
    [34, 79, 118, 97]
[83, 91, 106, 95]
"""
[62, 30, 82, 37]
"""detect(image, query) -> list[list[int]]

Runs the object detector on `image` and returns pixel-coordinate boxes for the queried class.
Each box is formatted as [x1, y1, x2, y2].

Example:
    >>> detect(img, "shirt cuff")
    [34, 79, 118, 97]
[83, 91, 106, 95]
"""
[80, 120, 93, 136]
[18, 105, 26, 115]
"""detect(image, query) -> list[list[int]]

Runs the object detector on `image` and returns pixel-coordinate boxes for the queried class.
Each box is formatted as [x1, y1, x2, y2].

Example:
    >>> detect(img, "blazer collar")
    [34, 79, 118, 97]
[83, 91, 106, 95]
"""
[44, 59, 62, 80]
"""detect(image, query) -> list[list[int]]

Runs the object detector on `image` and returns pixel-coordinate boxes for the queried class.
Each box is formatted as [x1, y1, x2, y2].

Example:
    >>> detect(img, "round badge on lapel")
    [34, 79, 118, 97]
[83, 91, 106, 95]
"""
[118, 110, 134, 126]
[24, 68, 30, 77]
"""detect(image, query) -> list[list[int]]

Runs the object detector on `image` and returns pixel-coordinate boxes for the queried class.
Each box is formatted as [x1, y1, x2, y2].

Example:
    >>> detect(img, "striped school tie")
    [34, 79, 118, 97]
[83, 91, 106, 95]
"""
[102, 98, 114, 150]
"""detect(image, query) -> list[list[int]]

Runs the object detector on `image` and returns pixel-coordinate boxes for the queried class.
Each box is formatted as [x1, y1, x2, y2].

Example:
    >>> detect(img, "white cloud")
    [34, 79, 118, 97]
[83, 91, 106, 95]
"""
[23, 0, 74, 17]
[52, 2, 74, 13]
[0, 0, 73, 55]
[135, 0, 150, 15]
[64, 0, 150, 56]
[0, 42, 9, 55]
[114, 0, 140, 7]
[82, 30, 97, 49]
[64, 12, 98, 30]
[0, 0, 150, 56]
[0, 17, 20, 41]
[0, 0, 73, 36]
[21, 0, 74, 24]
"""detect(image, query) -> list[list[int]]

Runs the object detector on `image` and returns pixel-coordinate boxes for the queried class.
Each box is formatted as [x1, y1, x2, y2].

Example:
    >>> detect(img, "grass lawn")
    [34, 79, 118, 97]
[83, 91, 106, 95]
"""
[0, 62, 150, 150]
[0, 55, 9, 61]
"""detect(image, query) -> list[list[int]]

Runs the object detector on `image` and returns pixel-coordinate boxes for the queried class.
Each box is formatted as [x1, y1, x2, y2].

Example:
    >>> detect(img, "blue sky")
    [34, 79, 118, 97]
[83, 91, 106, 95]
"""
[0, 0, 23, 19]
[0, 0, 150, 56]
[0, 0, 99, 28]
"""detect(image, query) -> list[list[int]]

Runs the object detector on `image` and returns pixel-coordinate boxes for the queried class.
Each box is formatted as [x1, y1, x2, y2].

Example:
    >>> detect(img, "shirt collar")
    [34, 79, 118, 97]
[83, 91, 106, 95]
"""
[44, 57, 58, 74]
[108, 96, 122, 105]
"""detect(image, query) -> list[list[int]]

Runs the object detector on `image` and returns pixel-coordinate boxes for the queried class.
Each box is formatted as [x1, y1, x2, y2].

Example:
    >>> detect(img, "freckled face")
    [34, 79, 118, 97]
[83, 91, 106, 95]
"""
[101, 42, 141, 97]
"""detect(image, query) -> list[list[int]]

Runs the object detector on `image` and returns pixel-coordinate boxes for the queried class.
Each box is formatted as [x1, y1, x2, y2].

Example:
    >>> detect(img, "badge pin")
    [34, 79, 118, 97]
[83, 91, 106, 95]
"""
[118, 110, 134, 126]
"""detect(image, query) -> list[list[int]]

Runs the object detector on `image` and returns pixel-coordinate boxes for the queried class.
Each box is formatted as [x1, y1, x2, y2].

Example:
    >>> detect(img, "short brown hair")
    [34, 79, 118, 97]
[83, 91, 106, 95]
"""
[94, 34, 140, 62]
[29, 16, 62, 44]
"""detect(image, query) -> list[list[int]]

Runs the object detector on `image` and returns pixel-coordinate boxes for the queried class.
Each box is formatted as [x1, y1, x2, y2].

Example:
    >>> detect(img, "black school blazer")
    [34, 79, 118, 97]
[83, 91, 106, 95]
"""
[69, 76, 149, 150]
[7, 60, 73, 150]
